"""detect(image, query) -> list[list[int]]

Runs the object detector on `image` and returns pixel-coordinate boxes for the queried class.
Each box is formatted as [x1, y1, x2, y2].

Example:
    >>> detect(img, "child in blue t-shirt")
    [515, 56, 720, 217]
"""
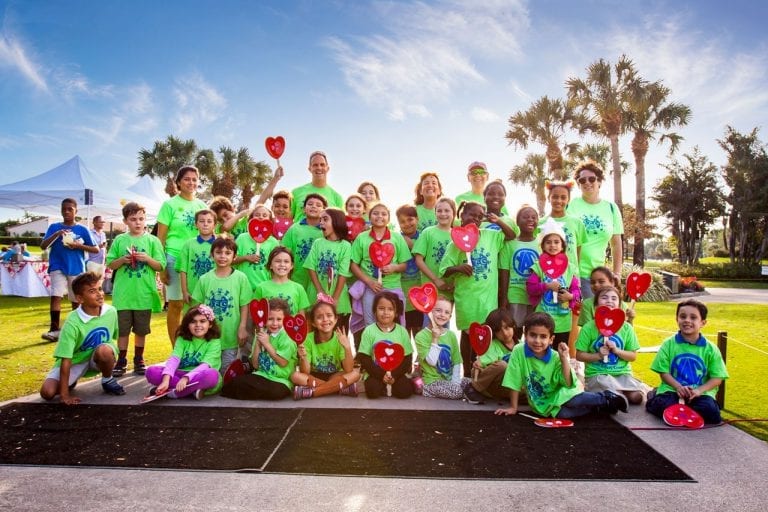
[646, 299, 729, 424]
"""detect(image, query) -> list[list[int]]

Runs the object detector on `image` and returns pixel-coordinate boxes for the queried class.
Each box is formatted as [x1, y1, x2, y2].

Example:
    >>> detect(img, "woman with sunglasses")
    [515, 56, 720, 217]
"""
[565, 160, 624, 299]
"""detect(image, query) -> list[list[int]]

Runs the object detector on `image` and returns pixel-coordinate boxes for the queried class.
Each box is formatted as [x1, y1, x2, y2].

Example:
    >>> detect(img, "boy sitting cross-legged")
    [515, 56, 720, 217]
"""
[40, 272, 125, 404]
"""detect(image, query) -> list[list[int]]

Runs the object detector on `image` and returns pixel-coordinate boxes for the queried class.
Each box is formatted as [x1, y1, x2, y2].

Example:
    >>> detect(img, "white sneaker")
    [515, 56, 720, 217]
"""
[41, 330, 60, 342]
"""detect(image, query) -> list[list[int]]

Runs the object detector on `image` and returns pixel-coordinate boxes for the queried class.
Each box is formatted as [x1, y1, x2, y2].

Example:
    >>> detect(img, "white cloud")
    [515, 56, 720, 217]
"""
[605, 16, 768, 122]
[0, 33, 48, 92]
[325, 0, 529, 120]
[471, 106, 500, 123]
[172, 72, 227, 133]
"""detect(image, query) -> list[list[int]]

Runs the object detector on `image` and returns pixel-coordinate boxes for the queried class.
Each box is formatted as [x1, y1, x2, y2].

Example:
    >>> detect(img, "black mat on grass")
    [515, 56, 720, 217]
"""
[0, 403, 692, 480]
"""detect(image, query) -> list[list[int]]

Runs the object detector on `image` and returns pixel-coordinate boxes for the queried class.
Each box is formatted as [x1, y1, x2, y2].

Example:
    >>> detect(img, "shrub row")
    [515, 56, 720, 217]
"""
[658, 262, 765, 279]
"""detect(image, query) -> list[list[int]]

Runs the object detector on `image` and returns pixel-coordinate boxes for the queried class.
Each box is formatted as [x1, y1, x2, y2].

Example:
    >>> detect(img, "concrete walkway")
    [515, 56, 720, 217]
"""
[2, 375, 767, 512]
[683, 287, 768, 304]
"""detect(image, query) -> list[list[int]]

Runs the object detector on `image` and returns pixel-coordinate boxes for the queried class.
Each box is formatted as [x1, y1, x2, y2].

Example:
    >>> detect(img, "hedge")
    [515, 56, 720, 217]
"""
[658, 262, 764, 279]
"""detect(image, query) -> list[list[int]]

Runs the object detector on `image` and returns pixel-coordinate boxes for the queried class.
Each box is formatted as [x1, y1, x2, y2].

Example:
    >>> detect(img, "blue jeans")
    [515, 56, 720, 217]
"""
[646, 390, 722, 424]
[557, 391, 607, 419]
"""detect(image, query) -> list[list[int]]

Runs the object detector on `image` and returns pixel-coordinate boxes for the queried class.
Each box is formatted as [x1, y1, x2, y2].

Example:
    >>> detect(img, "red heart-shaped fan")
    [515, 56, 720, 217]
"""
[272, 218, 292, 241]
[408, 283, 438, 314]
[265, 136, 285, 159]
[626, 272, 652, 300]
[249, 298, 269, 329]
[283, 313, 308, 344]
[595, 306, 626, 337]
[469, 322, 492, 356]
[369, 240, 395, 268]
[373, 341, 405, 372]
[248, 218, 273, 244]
[539, 252, 568, 280]
[451, 224, 480, 253]
[346, 216, 366, 241]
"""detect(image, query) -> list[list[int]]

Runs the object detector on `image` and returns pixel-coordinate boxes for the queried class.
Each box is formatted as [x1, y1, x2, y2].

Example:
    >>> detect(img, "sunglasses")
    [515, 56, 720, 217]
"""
[577, 176, 598, 185]
[469, 168, 488, 176]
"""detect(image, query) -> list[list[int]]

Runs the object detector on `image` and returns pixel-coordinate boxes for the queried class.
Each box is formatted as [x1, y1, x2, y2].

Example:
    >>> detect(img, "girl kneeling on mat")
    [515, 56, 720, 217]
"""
[145, 305, 222, 400]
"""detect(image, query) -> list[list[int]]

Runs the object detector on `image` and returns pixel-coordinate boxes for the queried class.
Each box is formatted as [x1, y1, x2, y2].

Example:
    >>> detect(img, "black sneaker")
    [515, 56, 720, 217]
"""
[102, 377, 126, 396]
[133, 357, 146, 375]
[603, 390, 629, 414]
[112, 358, 128, 377]
[463, 382, 485, 405]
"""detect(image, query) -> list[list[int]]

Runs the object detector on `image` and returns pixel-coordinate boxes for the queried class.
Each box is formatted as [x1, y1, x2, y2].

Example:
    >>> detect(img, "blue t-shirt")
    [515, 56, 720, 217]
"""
[44, 222, 95, 275]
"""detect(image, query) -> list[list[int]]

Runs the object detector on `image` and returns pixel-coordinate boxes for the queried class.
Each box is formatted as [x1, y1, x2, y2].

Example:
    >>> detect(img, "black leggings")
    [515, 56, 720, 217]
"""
[221, 373, 290, 400]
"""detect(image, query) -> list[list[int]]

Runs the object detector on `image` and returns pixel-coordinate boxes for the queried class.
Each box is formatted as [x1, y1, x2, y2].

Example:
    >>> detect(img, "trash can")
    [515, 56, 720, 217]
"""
[659, 271, 679, 294]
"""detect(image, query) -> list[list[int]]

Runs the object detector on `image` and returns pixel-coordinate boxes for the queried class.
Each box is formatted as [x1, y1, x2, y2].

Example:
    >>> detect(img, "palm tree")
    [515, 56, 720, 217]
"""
[509, 154, 548, 215]
[506, 96, 594, 180]
[566, 55, 643, 209]
[625, 81, 691, 267]
[564, 143, 611, 176]
[236, 148, 271, 210]
[137, 135, 199, 197]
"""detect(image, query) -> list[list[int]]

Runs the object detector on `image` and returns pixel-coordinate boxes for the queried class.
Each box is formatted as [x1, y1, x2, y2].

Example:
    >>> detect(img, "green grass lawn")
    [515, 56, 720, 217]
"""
[1, 295, 766, 441]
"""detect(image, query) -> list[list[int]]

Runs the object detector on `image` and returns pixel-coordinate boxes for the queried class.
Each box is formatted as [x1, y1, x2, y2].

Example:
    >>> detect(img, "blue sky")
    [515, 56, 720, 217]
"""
[1, 0, 766, 222]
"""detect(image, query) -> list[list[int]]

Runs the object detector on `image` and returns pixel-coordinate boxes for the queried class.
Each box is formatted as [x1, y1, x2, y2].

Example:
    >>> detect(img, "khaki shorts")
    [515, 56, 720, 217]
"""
[117, 309, 152, 337]
[50, 270, 78, 301]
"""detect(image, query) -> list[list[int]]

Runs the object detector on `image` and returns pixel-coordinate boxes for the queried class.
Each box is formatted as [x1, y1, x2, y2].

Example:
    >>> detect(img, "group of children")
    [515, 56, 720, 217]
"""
[39, 162, 729, 425]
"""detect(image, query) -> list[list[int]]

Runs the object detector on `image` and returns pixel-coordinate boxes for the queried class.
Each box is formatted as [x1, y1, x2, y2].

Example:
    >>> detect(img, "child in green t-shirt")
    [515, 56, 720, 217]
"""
[145, 304, 222, 400]
[281, 193, 326, 289]
[396, 204, 423, 339]
[177, 209, 216, 305]
[646, 300, 728, 424]
[220, 298, 298, 400]
[575, 286, 644, 405]
[495, 312, 628, 418]
[292, 300, 361, 399]
[105, 202, 165, 376]
[191, 237, 251, 373]
[356, 291, 414, 399]
[465, 307, 519, 404]
[253, 246, 310, 316]
[40, 272, 124, 404]
[413, 197, 456, 301]
[499, 205, 540, 333]
[303, 208, 352, 328]
[414, 297, 472, 400]
[234, 204, 280, 290]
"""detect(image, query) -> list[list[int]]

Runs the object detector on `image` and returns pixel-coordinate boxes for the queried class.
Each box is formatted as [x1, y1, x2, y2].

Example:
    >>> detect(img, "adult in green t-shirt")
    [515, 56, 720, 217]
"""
[455, 161, 509, 215]
[565, 161, 624, 299]
[290, 151, 344, 222]
[156, 165, 208, 345]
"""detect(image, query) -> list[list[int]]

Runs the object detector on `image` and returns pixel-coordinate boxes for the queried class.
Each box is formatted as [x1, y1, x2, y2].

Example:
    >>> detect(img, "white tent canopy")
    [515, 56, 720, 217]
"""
[0, 155, 165, 222]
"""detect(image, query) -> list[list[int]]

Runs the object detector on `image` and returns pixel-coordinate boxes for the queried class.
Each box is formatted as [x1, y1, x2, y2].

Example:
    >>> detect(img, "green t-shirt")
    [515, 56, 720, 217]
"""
[228, 217, 249, 239]
[157, 195, 208, 258]
[191, 269, 252, 350]
[105, 232, 166, 311]
[439, 228, 505, 330]
[566, 197, 623, 278]
[411, 225, 454, 301]
[281, 221, 324, 289]
[502, 343, 580, 417]
[351, 230, 412, 290]
[650, 333, 729, 399]
[499, 238, 540, 305]
[455, 191, 509, 215]
[53, 305, 119, 367]
[304, 331, 349, 374]
[575, 321, 639, 378]
[171, 336, 223, 372]
[478, 338, 516, 367]
[529, 259, 578, 333]
[174, 236, 215, 298]
[290, 183, 344, 222]
[253, 279, 310, 315]
[235, 232, 279, 290]
[415, 204, 437, 234]
[414, 328, 461, 385]
[254, 330, 298, 389]
[358, 323, 413, 358]
[400, 232, 422, 312]
[302, 237, 352, 314]
[539, 214, 586, 270]
[481, 215, 520, 236]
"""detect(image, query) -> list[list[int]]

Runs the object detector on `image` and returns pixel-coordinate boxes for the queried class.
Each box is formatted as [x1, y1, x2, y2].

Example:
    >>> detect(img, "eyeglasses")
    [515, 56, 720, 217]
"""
[577, 176, 598, 185]
[469, 168, 488, 176]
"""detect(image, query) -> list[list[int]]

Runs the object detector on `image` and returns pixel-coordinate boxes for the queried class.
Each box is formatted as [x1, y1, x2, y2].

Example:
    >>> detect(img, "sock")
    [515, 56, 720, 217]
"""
[134, 346, 145, 360]
[118, 350, 127, 362]
[101, 376, 115, 384]
[50, 310, 61, 331]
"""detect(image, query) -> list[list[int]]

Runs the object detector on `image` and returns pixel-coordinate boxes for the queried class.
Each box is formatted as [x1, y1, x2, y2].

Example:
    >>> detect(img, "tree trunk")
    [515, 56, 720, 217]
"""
[164, 176, 177, 197]
[545, 143, 565, 180]
[609, 134, 623, 209]
[631, 132, 648, 267]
